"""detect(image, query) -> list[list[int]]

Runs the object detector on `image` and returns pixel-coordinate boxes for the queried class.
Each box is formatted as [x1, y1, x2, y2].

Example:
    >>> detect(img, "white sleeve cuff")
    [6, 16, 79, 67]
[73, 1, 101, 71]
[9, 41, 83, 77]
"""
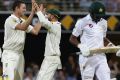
[0, 48, 2, 58]
[26, 25, 33, 33]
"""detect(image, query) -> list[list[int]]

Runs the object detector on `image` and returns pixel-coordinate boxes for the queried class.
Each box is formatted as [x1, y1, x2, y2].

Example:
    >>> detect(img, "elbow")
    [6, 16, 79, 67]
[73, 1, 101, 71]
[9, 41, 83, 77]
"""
[69, 36, 73, 44]
[22, 28, 27, 31]
[33, 32, 39, 36]
[69, 35, 77, 44]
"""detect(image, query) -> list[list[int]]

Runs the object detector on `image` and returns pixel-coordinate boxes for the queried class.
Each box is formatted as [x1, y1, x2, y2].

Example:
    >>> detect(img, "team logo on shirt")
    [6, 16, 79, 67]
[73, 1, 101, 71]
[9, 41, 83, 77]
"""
[13, 19, 17, 23]
[88, 24, 93, 28]
[99, 8, 103, 12]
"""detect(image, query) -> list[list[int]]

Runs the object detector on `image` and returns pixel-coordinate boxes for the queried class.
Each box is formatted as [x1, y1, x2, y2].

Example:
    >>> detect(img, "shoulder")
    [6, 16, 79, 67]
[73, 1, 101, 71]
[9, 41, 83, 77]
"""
[8, 15, 17, 22]
[75, 15, 89, 27]
[5, 16, 15, 23]
[55, 21, 61, 27]
[77, 14, 90, 23]
[100, 18, 107, 26]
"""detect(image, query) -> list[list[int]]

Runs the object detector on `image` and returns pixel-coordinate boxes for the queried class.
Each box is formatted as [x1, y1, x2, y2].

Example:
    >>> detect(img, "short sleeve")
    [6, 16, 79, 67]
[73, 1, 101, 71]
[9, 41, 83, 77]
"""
[103, 20, 107, 37]
[72, 19, 84, 37]
[26, 25, 33, 33]
[7, 18, 19, 29]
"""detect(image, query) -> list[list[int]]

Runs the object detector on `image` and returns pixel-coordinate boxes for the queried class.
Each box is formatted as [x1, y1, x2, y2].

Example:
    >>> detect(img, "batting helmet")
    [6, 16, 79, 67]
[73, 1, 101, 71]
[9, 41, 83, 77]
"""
[89, 2, 105, 16]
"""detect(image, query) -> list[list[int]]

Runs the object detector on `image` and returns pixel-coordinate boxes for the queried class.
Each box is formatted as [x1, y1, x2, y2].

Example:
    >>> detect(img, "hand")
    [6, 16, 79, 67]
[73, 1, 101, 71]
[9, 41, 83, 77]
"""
[78, 44, 90, 57]
[116, 49, 120, 57]
[107, 42, 115, 47]
[31, 0, 39, 13]
[31, 2, 36, 13]
[37, 4, 44, 12]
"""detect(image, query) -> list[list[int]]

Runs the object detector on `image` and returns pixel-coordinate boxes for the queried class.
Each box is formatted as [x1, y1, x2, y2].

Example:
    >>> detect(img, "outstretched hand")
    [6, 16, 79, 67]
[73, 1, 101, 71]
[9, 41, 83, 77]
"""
[31, 0, 45, 13]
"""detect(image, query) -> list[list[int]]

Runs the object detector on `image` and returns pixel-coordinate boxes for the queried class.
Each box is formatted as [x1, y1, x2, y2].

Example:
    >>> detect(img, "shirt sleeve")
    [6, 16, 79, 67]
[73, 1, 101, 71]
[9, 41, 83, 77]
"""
[8, 18, 20, 29]
[36, 11, 54, 32]
[72, 19, 84, 37]
[26, 25, 33, 33]
[103, 21, 107, 37]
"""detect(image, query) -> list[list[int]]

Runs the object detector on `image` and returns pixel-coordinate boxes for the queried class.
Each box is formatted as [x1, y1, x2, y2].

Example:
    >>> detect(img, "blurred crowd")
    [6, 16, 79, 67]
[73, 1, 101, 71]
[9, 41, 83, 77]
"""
[23, 54, 81, 80]
[0, 54, 120, 80]
[0, 0, 120, 12]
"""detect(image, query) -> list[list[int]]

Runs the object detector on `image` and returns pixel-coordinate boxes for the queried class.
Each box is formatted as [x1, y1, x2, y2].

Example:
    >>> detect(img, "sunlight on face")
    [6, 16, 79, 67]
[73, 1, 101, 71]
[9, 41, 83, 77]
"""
[18, 3, 26, 16]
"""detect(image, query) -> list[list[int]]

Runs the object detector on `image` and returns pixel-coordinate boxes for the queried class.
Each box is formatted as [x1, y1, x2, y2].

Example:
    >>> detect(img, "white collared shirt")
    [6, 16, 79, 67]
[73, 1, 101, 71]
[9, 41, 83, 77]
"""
[72, 14, 107, 49]
[3, 14, 33, 52]
[37, 11, 61, 56]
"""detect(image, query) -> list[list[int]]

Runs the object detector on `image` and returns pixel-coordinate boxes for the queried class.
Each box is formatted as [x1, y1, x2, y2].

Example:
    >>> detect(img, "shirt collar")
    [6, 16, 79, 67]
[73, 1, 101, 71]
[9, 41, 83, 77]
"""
[86, 14, 92, 20]
[11, 14, 23, 23]
[11, 14, 19, 20]
[87, 14, 104, 22]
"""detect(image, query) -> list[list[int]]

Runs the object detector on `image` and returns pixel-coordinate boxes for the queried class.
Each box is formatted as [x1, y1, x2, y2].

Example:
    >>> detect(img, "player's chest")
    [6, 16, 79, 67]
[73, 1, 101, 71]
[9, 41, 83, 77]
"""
[83, 22, 104, 34]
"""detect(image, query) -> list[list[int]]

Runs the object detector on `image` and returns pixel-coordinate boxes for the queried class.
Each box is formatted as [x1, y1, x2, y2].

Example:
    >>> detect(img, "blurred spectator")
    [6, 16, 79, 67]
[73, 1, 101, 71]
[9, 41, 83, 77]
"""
[104, 0, 118, 12]
[108, 57, 120, 80]
[116, 62, 120, 80]
[64, 55, 78, 80]
[2, 0, 14, 10]
[54, 70, 66, 80]
[1, 0, 120, 12]
[24, 67, 34, 80]
[0, 63, 2, 76]
[31, 63, 39, 80]
[79, 0, 93, 11]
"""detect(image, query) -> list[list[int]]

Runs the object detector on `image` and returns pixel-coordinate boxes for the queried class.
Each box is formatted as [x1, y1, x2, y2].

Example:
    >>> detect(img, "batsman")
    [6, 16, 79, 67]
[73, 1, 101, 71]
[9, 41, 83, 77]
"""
[70, 2, 120, 80]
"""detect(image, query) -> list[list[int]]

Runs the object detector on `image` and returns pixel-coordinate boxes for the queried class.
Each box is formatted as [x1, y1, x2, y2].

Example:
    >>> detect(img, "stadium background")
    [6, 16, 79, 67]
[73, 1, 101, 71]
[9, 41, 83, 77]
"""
[0, 0, 120, 80]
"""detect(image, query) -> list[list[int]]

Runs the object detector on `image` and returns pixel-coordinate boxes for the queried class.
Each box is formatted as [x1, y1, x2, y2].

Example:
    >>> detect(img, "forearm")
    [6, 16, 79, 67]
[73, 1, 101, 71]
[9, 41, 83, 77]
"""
[36, 11, 51, 30]
[21, 12, 34, 30]
[104, 37, 114, 46]
[33, 22, 41, 35]
[69, 35, 80, 47]
[36, 11, 46, 24]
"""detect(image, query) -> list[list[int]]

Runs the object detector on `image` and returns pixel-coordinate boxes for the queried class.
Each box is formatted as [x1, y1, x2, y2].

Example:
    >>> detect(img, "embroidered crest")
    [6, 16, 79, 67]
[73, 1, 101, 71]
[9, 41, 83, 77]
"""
[99, 8, 103, 12]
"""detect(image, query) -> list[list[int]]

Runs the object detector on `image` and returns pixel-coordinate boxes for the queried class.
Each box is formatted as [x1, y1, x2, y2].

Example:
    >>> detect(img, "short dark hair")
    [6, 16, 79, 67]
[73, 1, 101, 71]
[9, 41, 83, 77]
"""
[12, 0, 25, 11]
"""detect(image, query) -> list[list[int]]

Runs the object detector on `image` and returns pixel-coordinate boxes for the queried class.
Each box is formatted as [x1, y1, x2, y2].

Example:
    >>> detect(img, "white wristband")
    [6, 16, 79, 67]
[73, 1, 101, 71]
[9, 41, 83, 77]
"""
[107, 42, 115, 47]
[77, 44, 81, 49]
[0, 48, 2, 58]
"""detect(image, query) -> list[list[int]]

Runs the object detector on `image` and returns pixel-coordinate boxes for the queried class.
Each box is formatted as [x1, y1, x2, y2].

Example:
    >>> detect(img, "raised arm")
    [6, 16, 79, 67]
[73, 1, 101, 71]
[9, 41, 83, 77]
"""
[34, 3, 53, 30]
[15, 1, 35, 31]
[30, 22, 42, 35]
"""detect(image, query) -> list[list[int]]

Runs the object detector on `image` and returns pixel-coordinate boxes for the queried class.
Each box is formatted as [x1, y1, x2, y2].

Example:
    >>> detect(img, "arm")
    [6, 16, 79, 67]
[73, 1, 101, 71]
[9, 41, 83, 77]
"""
[30, 22, 42, 35]
[15, 2, 35, 31]
[35, 4, 53, 30]
[15, 12, 34, 31]
[36, 11, 52, 30]
[69, 35, 80, 47]
[104, 37, 115, 47]
[69, 19, 84, 48]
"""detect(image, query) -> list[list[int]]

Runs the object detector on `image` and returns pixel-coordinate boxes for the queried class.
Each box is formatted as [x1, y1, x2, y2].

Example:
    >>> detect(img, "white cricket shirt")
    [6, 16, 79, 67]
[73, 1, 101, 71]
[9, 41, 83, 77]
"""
[37, 11, 61, 56]
[72, 14, 107, 49]
[3, 14, 33, 52]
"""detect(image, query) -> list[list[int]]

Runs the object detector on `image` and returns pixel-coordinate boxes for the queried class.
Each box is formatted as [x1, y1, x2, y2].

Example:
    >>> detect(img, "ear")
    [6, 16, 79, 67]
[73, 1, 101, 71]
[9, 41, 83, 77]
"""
[16, 6, 19, 10]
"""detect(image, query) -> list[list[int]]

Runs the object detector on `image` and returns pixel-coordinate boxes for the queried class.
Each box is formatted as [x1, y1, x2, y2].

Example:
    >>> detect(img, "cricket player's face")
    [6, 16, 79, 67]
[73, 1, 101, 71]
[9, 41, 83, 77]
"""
[46, 13, 54, 21]
[18, 4, 26, 16]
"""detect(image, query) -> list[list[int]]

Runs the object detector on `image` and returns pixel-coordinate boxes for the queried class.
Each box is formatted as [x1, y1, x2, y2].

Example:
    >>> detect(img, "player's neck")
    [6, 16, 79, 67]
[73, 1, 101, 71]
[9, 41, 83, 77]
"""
[13, 12, 21, 18]
[51, 18, 58, 22]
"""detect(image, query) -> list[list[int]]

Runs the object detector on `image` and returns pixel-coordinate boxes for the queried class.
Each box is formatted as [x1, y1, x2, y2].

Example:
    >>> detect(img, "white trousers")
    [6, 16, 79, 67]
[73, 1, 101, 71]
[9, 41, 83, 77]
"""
[2, 50, 24, 80]
[79, 54, 110, 80]
[36, 56, 61, 80]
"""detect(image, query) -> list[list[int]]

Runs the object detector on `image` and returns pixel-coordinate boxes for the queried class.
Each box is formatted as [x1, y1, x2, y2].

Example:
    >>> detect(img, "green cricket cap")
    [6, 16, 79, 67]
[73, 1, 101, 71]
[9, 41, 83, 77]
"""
[47, 9, 60, 18]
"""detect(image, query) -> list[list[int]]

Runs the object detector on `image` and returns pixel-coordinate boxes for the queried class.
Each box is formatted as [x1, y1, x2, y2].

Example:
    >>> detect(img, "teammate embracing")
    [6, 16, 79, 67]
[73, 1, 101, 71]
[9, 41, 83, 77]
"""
[32, 1, 62, 80]
[2, 1, 41, 80]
